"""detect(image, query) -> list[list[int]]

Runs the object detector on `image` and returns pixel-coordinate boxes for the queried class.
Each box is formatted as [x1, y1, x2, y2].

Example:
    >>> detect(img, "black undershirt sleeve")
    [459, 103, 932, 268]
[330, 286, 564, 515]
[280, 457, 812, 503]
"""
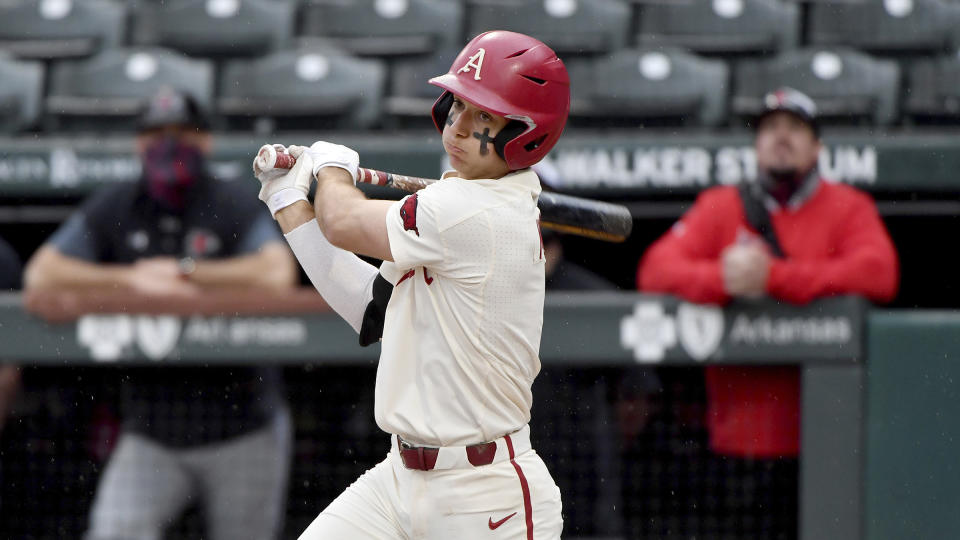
[359, 274, 394, 346]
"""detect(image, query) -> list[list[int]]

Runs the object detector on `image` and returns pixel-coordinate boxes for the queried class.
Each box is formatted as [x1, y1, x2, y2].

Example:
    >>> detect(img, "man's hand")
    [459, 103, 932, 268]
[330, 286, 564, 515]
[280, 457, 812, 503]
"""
[125, 257, 200, 297]
[305, 141, 359, 184]
[255, 145, 315, 217]
[722, 238, 771, 298]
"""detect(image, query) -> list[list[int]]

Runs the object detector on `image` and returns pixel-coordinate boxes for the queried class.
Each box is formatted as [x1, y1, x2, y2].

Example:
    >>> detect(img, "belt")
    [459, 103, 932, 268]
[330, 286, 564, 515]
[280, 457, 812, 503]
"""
[393, 424, 532, 471]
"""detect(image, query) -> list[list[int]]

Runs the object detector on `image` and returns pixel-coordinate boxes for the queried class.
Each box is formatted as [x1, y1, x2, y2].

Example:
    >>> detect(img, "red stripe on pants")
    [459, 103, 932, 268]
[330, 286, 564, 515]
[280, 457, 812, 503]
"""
[505, 435, 534, 540]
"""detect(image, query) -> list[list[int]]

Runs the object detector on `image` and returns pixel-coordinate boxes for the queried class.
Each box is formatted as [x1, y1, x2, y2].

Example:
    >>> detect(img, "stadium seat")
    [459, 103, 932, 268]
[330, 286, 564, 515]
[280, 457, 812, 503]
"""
[808, 0, 960, 54]
[0, 55, 44, 133]
[567, 47, 729, 127]
[218, 42, 387, 131]
[466, 0, 631, 56]
[0, 0, 126, 60]
[904, 56, 960, 122]
[46, 47, 213, 131]
[132, 0, 295, 57]
[733, 48, 901, 126]
[385, 48, 460, 126]
[636, 0, 799, 55]
[300, 0, 463, 57]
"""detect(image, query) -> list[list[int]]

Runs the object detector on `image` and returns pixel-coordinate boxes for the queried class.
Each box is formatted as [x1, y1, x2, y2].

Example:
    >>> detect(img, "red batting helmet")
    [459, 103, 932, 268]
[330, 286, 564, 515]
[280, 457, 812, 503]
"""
[429, 31, 570, 171]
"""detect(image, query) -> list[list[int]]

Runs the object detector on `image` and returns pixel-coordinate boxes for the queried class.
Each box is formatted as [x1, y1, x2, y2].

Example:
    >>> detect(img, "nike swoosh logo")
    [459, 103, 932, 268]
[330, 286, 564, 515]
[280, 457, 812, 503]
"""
[488, 512, 517, 530]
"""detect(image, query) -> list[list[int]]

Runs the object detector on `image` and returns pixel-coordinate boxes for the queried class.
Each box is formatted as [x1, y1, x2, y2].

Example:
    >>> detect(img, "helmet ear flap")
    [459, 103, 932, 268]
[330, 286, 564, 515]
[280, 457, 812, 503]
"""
[493, 120, 528, 166]
[431, 91, 455, 132]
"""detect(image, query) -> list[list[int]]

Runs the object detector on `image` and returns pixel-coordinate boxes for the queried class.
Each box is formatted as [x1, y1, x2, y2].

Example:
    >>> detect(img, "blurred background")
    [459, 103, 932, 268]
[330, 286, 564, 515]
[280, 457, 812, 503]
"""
[0, 0, 959, 539]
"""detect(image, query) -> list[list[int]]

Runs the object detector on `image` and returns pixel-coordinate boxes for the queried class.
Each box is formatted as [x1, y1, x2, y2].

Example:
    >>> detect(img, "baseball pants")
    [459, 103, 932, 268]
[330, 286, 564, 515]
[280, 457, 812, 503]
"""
[85, 408, 292, 540]
[299, 424, 563, 540]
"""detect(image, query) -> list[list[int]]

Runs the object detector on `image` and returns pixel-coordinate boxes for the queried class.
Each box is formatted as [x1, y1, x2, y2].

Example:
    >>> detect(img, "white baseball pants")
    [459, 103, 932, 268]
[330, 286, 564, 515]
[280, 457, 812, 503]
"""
[299, 425, 563, 539]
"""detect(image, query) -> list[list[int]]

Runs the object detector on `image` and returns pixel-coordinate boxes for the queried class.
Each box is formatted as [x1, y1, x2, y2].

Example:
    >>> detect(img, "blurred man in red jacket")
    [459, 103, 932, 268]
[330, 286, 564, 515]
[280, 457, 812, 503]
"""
[637, 87, 898, 539]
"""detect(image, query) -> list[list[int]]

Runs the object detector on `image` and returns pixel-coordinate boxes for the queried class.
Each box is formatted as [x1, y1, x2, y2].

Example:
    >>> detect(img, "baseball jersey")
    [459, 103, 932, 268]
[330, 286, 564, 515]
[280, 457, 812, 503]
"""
[367, 169, 545, 447]
[47, 176, 286, 447]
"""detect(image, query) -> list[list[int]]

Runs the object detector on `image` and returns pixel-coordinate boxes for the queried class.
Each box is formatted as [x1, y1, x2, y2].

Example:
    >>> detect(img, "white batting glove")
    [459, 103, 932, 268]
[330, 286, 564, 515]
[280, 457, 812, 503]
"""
[306, 141, 359, 184]
[257, 145, 315, 218]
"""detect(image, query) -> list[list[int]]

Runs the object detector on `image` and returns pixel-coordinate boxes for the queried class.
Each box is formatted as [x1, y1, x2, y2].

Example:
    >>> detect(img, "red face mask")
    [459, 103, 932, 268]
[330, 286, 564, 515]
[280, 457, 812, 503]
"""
[142, 136, 205, 211]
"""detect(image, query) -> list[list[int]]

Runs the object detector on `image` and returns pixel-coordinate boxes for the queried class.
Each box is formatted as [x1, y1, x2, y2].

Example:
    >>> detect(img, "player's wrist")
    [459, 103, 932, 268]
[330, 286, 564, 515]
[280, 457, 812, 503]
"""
[265, 188, 309, 218]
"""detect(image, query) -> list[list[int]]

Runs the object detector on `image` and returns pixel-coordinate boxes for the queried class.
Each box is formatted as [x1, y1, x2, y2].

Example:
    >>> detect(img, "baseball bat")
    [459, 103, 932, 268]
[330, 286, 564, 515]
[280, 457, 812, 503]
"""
[256, 145, 633, 242]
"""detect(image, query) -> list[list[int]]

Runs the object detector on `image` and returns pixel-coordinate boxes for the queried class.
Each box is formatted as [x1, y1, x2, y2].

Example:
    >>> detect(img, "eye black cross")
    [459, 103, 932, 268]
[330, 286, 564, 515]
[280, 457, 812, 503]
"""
[473, 128, 494, 156]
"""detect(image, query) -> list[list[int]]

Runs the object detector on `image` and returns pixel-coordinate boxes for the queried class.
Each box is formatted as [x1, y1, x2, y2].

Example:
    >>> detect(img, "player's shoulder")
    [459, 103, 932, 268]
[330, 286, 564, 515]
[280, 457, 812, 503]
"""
[415, 178, 495, 231]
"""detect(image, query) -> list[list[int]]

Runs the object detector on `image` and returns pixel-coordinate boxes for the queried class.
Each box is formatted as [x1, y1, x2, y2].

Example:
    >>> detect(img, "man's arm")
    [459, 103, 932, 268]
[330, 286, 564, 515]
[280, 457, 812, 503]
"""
[637, 192, 731, 304]
[313, 167, 394, 262]
[25, 246, 136, 291]
[186, 243, 297, 292]
[766, 197, 899, 304]
[24, 246, 201, 296]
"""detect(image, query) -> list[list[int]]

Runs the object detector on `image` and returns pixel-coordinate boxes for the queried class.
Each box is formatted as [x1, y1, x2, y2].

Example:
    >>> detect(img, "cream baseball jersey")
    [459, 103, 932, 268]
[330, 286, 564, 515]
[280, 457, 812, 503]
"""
[373, 169, 546, 447]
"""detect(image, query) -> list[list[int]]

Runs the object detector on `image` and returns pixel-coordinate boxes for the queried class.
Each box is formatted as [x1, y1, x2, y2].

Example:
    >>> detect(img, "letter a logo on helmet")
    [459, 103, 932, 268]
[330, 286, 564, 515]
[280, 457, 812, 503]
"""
[457, 48, 486, 80]
[429, 31, 570, 171]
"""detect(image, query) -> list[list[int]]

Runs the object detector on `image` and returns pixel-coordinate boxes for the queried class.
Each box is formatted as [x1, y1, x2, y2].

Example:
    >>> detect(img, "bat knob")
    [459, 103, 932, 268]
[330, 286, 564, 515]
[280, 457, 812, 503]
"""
[255, 144, 296, 171]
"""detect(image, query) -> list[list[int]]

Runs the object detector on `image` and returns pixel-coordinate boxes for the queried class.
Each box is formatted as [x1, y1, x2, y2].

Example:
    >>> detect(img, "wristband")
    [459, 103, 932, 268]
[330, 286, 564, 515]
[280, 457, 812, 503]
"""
[267, 188, 309, 217]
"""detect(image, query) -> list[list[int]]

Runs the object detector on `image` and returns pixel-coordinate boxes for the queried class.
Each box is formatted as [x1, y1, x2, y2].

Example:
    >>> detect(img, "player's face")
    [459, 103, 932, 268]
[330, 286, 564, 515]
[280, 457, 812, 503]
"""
[755, 111, 821, 177]
[442, 95, 512, 180]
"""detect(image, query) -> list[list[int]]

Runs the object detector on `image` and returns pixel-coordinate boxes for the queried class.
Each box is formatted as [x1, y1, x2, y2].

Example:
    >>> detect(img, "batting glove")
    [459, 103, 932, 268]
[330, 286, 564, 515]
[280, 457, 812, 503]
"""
[256, 145, 315, 218]
[306, 141, 360, 184]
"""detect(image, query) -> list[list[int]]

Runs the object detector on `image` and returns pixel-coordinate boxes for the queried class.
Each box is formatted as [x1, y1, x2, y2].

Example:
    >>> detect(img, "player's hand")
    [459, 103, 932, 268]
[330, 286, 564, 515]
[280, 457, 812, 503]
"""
[125, 257, 200, 297]
[305, 141, 359, 184]
[256, 145, 315, 217]
[722, 238, 771, 298]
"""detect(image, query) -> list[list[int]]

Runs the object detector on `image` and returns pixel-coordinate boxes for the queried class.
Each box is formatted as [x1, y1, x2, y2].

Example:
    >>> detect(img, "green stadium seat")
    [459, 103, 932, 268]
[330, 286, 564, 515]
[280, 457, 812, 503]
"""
[300, 0, 463, 57]
[733, 48, 900, 126]
[567, 47, 729, 127]
[218, 42, 387, 131]
[0, 0, 126, 60]
[636, 0, 799, 55]
[904, 56, 960, 122]
[46, 47, 213, 131]
[466, 0, 631, 56]
[809, 0, 960, 54]
[0, 55, 44, 133]
[132, 0, 295, 57]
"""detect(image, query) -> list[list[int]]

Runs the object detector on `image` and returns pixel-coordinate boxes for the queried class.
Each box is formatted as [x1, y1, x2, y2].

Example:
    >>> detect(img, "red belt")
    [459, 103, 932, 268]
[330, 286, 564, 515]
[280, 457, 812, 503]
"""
[397, 435, 497, 471]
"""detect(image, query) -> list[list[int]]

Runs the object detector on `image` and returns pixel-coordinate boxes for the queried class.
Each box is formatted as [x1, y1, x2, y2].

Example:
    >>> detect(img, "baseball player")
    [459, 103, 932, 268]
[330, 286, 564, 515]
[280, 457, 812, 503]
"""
[253, 31, 569, 539]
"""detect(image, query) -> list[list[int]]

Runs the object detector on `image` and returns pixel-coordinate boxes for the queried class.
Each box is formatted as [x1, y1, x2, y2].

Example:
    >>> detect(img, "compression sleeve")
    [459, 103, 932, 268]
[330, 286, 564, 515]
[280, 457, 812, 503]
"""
[284, 220, 378, 333]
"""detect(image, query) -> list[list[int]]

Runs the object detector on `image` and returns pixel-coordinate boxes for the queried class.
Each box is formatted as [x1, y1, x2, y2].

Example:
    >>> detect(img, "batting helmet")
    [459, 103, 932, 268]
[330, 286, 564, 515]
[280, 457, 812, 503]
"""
[429, 31, 570, 171]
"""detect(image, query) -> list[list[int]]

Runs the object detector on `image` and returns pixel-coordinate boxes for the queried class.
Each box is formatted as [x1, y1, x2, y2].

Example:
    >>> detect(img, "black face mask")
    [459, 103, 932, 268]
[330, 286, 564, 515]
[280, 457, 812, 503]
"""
[142, 136, 206, 211]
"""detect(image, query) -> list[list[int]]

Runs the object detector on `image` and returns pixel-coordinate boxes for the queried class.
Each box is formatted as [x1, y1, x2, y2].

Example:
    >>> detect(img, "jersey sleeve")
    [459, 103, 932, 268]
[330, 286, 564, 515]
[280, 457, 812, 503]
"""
[385, 188, 449, 271]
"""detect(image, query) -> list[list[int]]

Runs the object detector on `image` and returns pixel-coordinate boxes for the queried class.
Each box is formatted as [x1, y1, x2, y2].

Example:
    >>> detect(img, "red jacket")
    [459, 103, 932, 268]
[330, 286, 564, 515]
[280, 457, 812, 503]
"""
[638, 180, 898, 457]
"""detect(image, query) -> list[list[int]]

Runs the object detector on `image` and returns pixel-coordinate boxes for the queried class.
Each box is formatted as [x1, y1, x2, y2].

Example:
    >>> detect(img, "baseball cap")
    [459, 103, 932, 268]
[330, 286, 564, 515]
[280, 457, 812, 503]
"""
[138, 87, 210, 131]
[755, 87, 819, 137]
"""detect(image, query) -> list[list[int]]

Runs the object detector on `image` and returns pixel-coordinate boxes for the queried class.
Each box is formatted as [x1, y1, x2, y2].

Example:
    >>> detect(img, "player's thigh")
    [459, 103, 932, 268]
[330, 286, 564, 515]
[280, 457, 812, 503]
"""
[424, 449, 563, 540]
[86, 433, 194, 540]
[299, 455, 405, 540]
[196, 410, 293, 540]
